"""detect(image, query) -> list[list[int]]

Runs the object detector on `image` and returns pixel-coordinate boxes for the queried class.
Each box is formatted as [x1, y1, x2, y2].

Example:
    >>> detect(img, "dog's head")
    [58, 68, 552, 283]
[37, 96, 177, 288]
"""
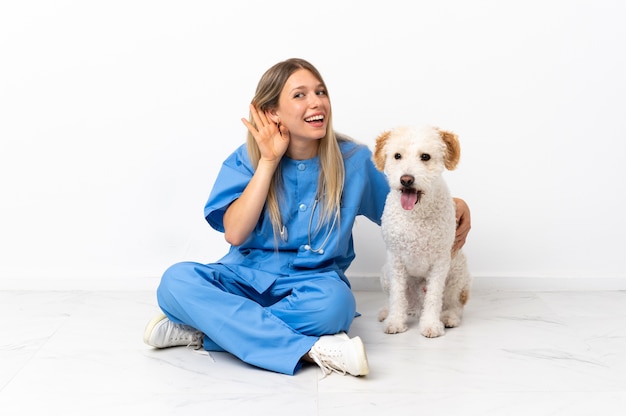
[373, 126, 460, 210]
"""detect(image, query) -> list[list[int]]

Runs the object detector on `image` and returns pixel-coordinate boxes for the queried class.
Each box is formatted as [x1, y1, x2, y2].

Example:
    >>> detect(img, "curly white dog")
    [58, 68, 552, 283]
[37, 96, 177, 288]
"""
[373, 125, 472, 338]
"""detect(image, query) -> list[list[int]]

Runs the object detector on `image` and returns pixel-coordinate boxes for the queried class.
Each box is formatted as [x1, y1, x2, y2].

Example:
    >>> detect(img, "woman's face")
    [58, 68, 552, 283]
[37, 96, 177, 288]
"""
[275, 68, 330, 144]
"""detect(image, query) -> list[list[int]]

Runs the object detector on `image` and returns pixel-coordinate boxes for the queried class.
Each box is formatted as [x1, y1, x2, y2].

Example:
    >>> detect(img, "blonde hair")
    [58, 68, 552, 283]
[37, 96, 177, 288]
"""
[246, 58, 345, 240]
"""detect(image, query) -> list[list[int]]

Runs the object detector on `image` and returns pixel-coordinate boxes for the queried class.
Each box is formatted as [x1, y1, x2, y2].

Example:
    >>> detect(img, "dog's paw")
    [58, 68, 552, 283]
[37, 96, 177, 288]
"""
[383, 320, 408, 334]
[441, 311, 461, 328]
[377, 307, 389, 322]
[419, 320, 445, 338]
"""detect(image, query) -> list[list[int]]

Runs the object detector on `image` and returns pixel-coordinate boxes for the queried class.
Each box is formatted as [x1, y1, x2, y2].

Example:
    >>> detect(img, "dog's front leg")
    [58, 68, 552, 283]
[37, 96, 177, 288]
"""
[383, 254, 410, 334]
[377, 263, 391, 322]
[419, 261, 449, 338]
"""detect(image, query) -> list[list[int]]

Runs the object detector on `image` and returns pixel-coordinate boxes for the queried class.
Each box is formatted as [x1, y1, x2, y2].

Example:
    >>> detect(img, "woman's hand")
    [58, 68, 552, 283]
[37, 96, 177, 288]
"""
[453, 197, 471, 251]
[241, 104, 290, 164]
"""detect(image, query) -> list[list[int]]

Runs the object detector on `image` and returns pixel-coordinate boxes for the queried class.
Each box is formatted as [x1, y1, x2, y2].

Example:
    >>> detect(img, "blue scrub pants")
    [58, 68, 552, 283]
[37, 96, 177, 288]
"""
[156, 261, 357, 375]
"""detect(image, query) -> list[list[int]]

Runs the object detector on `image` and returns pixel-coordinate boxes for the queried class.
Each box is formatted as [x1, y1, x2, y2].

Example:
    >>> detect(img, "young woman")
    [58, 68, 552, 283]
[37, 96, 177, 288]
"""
[144, 58, 471, 376]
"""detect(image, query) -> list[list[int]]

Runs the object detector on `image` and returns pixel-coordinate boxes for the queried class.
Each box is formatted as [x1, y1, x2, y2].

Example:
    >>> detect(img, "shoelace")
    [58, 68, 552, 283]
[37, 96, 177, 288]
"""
[166, 321, 203, 350]
[185, 330, 203, 350]
[186, 339, 202, 349]
[310, 352, 348, 378]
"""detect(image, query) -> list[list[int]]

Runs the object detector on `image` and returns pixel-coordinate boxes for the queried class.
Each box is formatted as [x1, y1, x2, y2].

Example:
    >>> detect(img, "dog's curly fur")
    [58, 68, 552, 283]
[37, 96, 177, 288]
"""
[373, 126, 472, 338]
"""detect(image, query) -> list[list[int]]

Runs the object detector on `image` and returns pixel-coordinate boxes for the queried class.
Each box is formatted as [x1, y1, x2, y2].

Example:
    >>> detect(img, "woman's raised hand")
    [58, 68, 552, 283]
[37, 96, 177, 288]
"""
[241, 104, 290, 164]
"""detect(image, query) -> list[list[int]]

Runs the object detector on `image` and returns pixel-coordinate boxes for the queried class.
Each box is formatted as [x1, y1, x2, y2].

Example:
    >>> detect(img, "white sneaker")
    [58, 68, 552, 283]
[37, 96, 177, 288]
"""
[309, 333, 369, 376]
[143, 313, 203, 349]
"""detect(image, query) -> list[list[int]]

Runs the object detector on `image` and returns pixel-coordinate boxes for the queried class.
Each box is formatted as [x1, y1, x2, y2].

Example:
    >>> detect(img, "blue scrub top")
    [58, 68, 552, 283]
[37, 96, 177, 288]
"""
[204, 137, 390, 293]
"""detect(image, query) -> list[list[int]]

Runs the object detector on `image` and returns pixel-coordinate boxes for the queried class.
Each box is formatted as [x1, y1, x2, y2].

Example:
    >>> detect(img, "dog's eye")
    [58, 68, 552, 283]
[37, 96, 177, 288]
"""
[421, 153, 431, 161]
[394, 153, 402, 160]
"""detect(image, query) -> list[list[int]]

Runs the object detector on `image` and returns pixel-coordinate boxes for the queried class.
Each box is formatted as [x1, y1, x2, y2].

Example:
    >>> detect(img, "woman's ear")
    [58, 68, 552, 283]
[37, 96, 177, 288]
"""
[267, 108, 280, 124]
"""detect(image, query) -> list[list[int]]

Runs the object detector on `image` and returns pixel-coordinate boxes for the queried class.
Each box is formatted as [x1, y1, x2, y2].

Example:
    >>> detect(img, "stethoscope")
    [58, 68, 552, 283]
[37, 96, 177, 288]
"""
[279, 198, 339, 255]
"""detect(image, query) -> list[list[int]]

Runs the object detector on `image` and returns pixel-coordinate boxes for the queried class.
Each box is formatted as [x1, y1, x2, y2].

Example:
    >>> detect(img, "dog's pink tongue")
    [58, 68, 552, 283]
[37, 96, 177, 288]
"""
[401, 190, 418, 210]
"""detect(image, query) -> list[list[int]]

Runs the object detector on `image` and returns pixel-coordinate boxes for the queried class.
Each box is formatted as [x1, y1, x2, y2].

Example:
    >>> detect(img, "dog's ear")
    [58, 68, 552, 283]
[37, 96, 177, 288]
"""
[373, 131, 391, 171]
[439, 129, 461, 170]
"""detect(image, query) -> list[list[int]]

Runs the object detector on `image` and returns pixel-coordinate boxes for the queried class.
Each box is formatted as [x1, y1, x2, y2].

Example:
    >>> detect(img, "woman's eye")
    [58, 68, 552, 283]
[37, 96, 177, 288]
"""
[421, 153, 431, 161]
[316, 90, 327, 96]
[394, 153, 402, 160]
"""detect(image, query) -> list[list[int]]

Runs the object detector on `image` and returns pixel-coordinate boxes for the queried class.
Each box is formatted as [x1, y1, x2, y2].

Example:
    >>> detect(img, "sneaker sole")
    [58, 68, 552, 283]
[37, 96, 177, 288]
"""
[143, 312, 167, 346]
[350, 336, 370, 376]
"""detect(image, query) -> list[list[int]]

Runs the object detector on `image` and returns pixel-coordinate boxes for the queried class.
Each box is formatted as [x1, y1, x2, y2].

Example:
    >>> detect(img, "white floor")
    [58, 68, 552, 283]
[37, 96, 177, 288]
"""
[1, 280, 626, 415]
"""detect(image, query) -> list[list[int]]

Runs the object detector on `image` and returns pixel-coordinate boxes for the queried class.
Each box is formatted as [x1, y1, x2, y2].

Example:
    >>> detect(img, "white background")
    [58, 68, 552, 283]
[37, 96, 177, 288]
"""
[1, 1, 625, 289]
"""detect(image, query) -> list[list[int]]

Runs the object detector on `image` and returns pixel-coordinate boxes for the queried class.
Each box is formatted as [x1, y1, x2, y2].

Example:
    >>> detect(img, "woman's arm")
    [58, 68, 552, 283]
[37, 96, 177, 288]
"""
[223, 105, 290, 246]
[453, 197, 471, 251]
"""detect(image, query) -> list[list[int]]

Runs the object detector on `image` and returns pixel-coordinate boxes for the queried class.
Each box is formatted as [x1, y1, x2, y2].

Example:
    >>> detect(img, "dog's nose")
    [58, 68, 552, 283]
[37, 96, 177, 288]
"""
[400, 175, 414, 187]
